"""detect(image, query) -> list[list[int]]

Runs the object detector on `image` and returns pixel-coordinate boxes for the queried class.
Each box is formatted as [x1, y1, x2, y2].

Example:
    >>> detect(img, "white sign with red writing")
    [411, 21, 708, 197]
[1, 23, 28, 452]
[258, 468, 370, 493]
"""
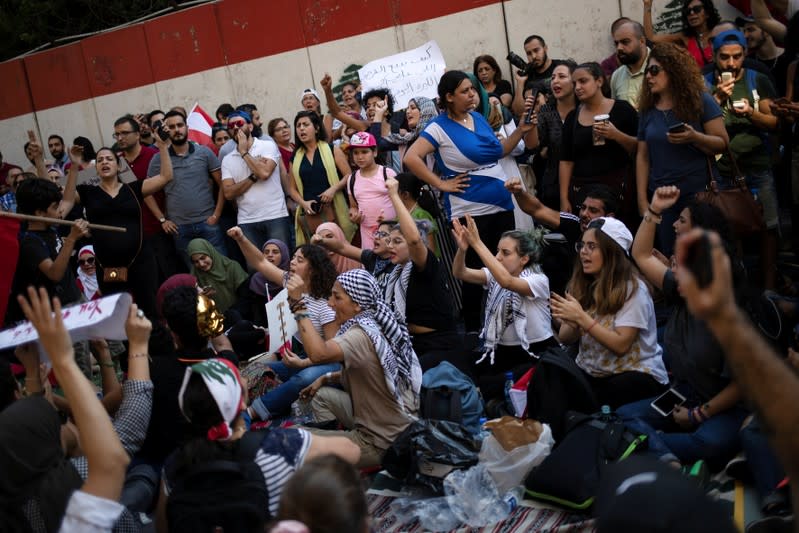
[0, 293, 133, 355]
[265, 289, 297, 354]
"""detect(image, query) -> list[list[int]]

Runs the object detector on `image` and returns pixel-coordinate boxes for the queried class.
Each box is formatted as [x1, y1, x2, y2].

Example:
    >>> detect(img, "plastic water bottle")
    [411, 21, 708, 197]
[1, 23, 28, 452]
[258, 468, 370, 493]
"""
[475, 416, 491, 444]
[503, 371, 515, 415]
[600, 404, 612, 422]
[291, 399, 313, 425]
[502, 486, 525, 514]
[751, 187, 759, 202]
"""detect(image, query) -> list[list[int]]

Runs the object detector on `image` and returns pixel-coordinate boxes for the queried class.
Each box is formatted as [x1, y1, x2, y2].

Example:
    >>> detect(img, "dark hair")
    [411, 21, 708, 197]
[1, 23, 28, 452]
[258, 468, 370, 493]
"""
[293, 110, 327, 147]
[161, 286, 206, 352]
[47, 134, 64, 145]
[581, 184, 619, 215]
[236, 103, 258, 116]
[72, 136, 96, 162]
[501, 228, 547, 266]
[278, 454, 368, 533]
[211, 122, 228, 141]
[164, 109, 186, 123]
[473, 55, 503, 85]
[395, 172, 440, 217]
[437, 70, 471, 111]
[0, 358, 18, 412]
[363, 88, 394, 118]
[267, 117, 288, 138]
[215, 103, 235, 120]
[15, 178, 62, 216]
[147, 109, 165, 127]
[574, 62, 610, 98]
[682, 0, 720, 37]
[114, 115, 140, 133]
[542, 59, 578, 107]
[95, 146, 121, 166]
[687, 201, 734, 243]
[524, 34, 546, 47]
[297, 244, 337, 299]
[784, 12, 799, 61]
[610, 16, 632, 32]
[148, 321, 177, 359]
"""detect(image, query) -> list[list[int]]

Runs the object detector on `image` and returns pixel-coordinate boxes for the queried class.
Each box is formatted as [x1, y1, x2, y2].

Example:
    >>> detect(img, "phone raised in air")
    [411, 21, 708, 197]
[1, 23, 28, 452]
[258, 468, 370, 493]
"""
[650, 388, 687, 416]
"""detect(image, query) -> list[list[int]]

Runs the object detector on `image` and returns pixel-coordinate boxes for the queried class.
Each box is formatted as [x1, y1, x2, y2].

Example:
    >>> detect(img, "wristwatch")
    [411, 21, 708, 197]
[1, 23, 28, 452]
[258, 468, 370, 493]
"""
[158, 217, 166, 223]
[248, 174, 258, 183]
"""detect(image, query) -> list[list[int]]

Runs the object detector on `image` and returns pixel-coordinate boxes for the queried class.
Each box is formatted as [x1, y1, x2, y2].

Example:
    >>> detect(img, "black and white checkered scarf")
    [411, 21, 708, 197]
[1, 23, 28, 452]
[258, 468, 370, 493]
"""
[336, 269, 421, 413]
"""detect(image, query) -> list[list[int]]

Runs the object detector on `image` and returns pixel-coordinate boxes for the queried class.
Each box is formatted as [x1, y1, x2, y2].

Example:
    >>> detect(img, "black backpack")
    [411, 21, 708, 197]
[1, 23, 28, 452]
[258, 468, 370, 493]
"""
[167, 430, 270, 533]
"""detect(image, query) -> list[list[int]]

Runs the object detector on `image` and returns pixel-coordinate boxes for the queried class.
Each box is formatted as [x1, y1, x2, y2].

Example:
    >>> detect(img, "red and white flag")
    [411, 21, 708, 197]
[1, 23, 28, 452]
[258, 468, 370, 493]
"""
[186, 102, 217, 153]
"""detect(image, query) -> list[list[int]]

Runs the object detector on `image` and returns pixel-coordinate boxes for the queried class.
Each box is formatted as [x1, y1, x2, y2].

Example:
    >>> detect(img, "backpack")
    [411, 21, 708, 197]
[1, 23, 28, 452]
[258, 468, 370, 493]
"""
[703, 69, 770, 150]
[420, 361, 485, 434]
[167, 430, 270, 533]
[524, 410, 647, 510]
[348, 165, 389, 205]
[526, 346, 598, 441]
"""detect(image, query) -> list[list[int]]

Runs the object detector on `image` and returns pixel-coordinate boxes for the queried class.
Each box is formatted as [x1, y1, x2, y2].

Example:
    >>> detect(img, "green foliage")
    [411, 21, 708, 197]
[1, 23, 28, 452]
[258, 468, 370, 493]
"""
[331, 64, 362, 101]
[654, 0, 685, 34]
[0, 0, 174, 61]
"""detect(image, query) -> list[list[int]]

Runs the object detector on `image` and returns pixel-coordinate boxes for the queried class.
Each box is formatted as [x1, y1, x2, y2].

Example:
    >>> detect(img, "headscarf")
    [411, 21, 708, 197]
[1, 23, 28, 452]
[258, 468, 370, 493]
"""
[187, 239, 249, 313]
[157, 273, 198, 318]
[336, 269, 421, 413]
[0, 396, 83, 532]
[383, 96, 439, 146]
[315, 222, 361, 273]
[75, 245, 99, 301]
[178, 358, 245, 441]
[465, 73, 491, 121]
[249, 239, 290, 300]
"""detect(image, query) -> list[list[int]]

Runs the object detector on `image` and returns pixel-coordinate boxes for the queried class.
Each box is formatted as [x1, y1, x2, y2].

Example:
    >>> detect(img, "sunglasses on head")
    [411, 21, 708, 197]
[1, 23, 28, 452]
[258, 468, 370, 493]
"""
[684, 5, 704, 14]
[78, 256, 95, 266]
[645, 64, 663, 77]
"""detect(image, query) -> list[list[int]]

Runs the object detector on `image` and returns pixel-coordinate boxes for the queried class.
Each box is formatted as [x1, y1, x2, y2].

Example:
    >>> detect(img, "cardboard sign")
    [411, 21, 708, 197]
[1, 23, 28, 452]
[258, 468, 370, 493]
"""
[265, 289, 297, 354]
[359, 40, 446, 110]
[0, 293, 133, 358]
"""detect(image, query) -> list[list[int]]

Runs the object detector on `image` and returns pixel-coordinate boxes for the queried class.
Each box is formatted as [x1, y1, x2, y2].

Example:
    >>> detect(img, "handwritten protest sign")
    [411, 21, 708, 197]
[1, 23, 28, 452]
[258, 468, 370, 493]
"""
[0, 293, 133, 359]
[265, 289, 297, 354]
[359, 41, 446, 110]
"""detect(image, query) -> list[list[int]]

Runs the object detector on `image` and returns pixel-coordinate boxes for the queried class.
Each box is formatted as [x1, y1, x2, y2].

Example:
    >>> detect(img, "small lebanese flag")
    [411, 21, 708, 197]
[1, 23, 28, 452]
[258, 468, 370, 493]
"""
[186, 102, 217, 153]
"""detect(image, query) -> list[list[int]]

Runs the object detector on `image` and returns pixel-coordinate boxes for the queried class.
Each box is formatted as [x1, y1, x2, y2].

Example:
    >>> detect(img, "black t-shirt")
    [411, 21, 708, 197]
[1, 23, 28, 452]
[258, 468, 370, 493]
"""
[527, 59, 563, 86]
[561, 100, 638, 178]
[360, 249, 396, 288]
[77, 180, 144, 267]
[661, 270, 730, 401]
[492, 79, 514, 100]
[539, 213, 582, 296]
[406, 252, 456, 332]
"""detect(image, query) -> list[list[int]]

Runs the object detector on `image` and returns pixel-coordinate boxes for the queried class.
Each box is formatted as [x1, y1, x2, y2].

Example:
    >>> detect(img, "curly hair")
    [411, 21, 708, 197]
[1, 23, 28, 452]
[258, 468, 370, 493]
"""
[637, 42, 705, 123]
[681, 0, 720, 37]
[297, 244, 337, 299]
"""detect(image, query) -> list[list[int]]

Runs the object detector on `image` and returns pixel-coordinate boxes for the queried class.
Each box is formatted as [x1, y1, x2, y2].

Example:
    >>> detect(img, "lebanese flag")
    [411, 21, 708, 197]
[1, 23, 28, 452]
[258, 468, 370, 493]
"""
[186, 102, 218, 154]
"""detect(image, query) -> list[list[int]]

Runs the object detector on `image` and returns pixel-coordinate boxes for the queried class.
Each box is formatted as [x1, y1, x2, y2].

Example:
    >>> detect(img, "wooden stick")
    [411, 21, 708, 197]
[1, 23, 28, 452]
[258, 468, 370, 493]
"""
[0, 211, 127, 233]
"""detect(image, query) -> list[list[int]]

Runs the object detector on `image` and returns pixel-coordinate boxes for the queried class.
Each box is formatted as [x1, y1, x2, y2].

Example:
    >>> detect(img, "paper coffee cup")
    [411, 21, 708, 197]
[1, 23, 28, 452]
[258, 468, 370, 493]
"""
[593, 114, 610, 146]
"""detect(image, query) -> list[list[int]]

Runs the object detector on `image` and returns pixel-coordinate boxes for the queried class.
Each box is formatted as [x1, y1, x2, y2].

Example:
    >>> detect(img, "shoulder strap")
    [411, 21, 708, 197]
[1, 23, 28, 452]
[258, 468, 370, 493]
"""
[124, 183, 143, 267]
[382, 165, 388, 181]
[348, 170, 357, 202]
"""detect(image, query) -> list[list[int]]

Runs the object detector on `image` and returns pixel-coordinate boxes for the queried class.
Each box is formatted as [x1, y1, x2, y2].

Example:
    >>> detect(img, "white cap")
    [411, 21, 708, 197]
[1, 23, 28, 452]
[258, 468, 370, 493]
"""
[587, 217, 632, 254]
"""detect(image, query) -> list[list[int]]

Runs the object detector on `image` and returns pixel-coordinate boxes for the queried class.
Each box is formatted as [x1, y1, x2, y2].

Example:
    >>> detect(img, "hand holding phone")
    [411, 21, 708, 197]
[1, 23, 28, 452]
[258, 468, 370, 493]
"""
[667, 122, 686, 134]
[650, 388, 687, 416]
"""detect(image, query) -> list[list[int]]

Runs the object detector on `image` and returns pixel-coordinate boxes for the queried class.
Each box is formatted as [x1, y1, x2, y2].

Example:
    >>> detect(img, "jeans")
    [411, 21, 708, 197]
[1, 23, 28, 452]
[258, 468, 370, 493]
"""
[617, 382, 748, 468]
[239, 216, 293, 254]
[174, 221, 227, 268]
[741, 417, 786, 505]
[250, 360, 341, 419]
[744, 168, 779, 230]
[119, 461, 160, 513]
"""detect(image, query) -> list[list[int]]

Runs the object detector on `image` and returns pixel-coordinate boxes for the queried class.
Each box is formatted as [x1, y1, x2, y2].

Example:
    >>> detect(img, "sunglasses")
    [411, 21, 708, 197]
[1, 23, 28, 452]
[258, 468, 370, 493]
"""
[644, 64, 663, 77]
[227, 120, 246, 129]
[684, 5, 704, 14]
[78, 256, 95, 266]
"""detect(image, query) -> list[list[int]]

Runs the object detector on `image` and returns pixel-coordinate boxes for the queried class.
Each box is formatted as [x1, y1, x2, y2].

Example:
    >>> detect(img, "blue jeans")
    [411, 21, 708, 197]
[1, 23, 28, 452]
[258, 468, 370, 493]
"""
[174, 221, 227, 268]
[741, 417, 786, 504]
[250, 360, 341, 419]
[617, 382, 748, 467]
[239, 216, 293, 254]
[120, 461, 160, 513]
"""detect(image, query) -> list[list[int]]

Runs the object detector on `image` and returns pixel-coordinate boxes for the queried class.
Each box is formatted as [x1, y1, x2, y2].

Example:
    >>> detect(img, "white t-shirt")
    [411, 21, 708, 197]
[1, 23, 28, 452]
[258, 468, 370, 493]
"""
[483, 267, 553, 347]
[576, 279, 668, 384]
[221, 138, 287, 224]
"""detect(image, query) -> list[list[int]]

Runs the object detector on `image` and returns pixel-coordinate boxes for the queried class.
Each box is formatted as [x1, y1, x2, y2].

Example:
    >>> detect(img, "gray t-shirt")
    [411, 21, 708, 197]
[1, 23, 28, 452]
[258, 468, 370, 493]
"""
[147, 143, 220, 225]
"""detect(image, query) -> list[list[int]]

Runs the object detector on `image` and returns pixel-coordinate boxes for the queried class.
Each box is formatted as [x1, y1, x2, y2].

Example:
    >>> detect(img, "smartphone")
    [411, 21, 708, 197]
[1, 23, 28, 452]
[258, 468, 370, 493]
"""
[667, 122, 686, 134]
[684, 231, 713, 288]
[733, 100, 746, 110]
[152, 120, 170, 141]
[524, 89, 540, 124]
[721, 71, 734, 84]
[650, 388, 687, 416]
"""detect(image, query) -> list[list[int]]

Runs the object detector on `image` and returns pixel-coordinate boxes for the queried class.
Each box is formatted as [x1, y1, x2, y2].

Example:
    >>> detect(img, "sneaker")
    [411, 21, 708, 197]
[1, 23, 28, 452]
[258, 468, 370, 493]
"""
[725, 454, 754, 483]
[745, 515, 794, 533]
[681, 459, 709, 488]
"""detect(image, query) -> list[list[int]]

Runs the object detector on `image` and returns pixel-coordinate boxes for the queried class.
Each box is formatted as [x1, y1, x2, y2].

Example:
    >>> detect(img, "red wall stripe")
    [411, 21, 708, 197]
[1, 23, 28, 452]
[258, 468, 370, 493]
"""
[0, 0, 503, 121]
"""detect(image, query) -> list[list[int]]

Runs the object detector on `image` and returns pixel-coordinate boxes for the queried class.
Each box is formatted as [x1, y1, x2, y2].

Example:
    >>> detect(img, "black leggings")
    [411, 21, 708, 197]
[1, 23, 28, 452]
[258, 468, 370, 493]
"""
[587, 371, 666, 410]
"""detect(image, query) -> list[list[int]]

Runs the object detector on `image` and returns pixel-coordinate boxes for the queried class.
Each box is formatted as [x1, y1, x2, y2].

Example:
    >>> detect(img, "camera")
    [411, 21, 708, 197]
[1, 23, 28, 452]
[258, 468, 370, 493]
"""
[506, 51, 530, 75]
[152, 120, 170, 142]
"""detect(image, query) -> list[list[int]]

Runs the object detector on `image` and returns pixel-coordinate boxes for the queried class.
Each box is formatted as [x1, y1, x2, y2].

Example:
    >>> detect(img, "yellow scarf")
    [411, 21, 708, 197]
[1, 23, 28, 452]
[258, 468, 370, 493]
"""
[291, 143, 356, 245]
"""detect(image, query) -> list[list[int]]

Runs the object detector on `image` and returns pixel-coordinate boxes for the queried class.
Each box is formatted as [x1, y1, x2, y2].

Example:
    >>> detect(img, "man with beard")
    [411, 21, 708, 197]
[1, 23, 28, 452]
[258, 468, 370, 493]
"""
[147, 109, 227, 266]
[47, 134, 69, 173]
[221, 110, 291, 251]
[218, 103, 270, 161]
[611, 21, 650, 109]
[512, 35, 562, 116]
[737, 15, 786, 88]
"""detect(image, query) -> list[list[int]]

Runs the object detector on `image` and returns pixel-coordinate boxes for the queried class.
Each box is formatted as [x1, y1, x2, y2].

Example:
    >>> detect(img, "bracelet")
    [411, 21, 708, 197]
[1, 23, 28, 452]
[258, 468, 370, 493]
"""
[647, 206, 662, 217]
[293, 312, 310, 321]
[644, 213, 662, 225]
[129, 353, 149, 359]
[289, 297, 308, 313]
[585, 318, 599, 334]
[687, 408, 697, 425]
[325, 371, 334, 382]
[695, 406, 709, 422]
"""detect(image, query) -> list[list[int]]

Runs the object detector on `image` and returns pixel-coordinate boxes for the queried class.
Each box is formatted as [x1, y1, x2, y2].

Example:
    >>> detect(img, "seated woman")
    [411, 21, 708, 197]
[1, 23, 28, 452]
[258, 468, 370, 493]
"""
[294, 268, 422, 468]
[452, 215, 556, 400]
[384, 175, 463, 363]
[550, 217, 668, 408]
[156, 358, 360, 530]
[75, 244, 101, 301]
[228, 227, 341, 421]
[188, 238, 249, 321]
[619, 186, 748, 470]
[315, 222, 361, 274]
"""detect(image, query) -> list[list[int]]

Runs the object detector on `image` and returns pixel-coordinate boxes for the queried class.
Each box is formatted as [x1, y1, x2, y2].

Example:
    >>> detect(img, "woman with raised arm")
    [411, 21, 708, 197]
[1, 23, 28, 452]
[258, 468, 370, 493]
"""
[452, 215, 556, 400]
[642, 0, 720, 67]
[60, 127, 174, 318]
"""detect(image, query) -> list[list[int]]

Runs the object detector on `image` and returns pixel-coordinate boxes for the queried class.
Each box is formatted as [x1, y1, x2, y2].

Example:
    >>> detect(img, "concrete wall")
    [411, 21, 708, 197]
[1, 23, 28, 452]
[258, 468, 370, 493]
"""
[0, 0, 742, 169]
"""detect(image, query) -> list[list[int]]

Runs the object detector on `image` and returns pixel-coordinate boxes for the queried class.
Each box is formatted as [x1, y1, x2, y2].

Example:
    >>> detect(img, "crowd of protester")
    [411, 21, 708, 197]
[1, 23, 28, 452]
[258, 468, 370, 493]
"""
[2, 0, 799, 531]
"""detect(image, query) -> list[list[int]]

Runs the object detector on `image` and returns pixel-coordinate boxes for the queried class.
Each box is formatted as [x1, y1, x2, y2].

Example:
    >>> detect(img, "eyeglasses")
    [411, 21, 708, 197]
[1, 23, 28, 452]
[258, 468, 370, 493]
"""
[227, 120, 246, 129]
[575, 241, 599, 253]
[78, 256, 95, 266]
[112, 131, 135, 139]
[684, 5, 704, 15]
[372, 230, 390, 239]
[644, 64, 663, 77]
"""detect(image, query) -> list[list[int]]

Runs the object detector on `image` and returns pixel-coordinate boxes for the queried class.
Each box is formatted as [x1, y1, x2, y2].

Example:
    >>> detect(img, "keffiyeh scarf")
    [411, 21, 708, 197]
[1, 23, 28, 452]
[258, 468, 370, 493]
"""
[477, 267, 536, 365]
